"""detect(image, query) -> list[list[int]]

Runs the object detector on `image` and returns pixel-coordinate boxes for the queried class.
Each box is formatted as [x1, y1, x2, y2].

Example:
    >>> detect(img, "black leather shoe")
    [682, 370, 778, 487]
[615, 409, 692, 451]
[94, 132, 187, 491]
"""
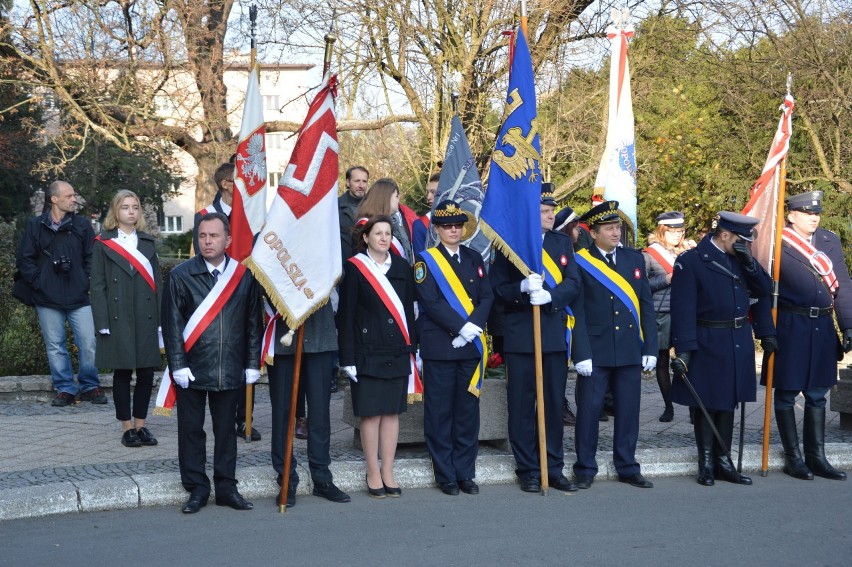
[215, 492, 253, 510]
[439, 481, 460, 495]
[121, 429, 142, 447]
[519, 478, 541, 493]
[550, 475, 578, 492]
[659, 406, 674, 423]
[182, 494, 208, 514]
[574, 475, 594, 489]
[458, 480, 479, 495]
[618, 473, 653, 488]
[236, 422, 261, 441]
[313, 481, 351, 503]
[276, 484, 297, 508]
[366, 475, 386, 499]
[135, 427, 158, 446]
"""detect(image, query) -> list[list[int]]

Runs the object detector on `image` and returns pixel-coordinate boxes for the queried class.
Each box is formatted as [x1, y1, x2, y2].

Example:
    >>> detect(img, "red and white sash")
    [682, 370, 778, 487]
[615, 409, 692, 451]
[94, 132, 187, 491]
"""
[261, 299, 280, 367]
[643, 242, 675, 276]
[154, 259, 248, 415]
[782, 227, 838, 294]
[348, 253, 422, 401]
[95, 235, 156, 291]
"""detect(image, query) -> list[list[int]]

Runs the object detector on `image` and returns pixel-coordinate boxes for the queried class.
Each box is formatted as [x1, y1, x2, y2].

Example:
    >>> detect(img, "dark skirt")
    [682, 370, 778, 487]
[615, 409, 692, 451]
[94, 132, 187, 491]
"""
[656, 312, 672, 350]
[351, 374, 408, 417]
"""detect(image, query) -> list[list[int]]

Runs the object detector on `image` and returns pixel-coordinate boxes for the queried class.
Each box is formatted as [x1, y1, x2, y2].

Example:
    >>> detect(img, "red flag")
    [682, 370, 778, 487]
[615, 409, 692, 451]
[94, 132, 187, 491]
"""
[741, 94, 795, 272]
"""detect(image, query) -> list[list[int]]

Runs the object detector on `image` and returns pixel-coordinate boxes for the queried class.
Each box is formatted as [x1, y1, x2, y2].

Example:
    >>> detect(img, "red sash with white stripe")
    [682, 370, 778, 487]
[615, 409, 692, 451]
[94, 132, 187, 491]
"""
[95, 235, 156, 291]
[782, 227, 838, 294]
[154, 259, 248, 415]
[643, 242, 675, 276]
[261, 299, 280, 367]
[348, 254, 422, 401]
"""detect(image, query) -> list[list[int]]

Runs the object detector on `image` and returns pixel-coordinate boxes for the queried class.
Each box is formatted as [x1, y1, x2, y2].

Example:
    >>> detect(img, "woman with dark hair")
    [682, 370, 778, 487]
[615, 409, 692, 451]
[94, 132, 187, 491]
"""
[355, 178, 415, 264]
[338, 215, 419, 498]
[91, 190, 162, 447]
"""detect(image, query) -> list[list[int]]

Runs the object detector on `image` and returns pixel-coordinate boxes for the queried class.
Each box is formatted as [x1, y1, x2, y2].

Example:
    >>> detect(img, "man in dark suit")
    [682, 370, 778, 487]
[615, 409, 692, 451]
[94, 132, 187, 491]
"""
[491, 188, 590, 494]
[767, 191, 851, 481]
[414, 200, 494, 496]
[572, 201, 658, 489]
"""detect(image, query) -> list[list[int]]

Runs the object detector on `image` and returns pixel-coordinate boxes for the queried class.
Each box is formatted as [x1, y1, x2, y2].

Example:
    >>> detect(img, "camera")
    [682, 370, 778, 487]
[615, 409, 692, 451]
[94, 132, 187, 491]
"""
[53, 255, 72, 274]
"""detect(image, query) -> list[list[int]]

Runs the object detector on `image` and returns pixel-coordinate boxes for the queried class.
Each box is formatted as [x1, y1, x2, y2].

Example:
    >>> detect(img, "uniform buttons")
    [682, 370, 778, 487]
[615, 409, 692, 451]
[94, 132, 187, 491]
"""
[362, 328, 368, 333]
[615, 326, 620, 330]
[610, 296, 614, 300]
[148, 315, 152, 319]
[113, 278, 118, 282]
[629, 324, 633, 328]
[614, 311, 620, 315]
[386, 362, 393, 367]
[388, 318, 394, 324]
[114, 297, 119, 302]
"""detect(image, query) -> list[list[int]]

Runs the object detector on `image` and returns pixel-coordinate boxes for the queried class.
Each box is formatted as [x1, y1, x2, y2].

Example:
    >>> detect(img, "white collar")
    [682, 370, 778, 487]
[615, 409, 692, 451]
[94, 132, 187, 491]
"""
[204, 257, 228, 275]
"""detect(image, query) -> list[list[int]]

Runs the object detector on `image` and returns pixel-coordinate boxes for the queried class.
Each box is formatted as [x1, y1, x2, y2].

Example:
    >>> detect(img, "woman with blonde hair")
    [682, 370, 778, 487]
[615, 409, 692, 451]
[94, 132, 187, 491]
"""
[354, 178, 415, 264]
[91, 190, 162, 447]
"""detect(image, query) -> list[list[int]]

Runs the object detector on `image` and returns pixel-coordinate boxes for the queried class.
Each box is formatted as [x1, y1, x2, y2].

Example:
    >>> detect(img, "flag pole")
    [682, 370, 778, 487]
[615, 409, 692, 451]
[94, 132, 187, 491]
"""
[244, 3, 259, 444]
[760, 75, 792, 476]
[279, 325, 305, 513]
[519, 0, 548, 494]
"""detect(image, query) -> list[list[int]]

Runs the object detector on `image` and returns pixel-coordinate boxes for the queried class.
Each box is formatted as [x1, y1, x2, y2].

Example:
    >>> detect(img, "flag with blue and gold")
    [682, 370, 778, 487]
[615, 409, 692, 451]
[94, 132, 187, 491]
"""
[480, 27, 543, 276]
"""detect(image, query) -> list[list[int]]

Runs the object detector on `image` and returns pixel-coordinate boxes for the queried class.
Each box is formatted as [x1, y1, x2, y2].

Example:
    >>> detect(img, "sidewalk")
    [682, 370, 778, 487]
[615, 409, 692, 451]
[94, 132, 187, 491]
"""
[2, 364, 852, 521]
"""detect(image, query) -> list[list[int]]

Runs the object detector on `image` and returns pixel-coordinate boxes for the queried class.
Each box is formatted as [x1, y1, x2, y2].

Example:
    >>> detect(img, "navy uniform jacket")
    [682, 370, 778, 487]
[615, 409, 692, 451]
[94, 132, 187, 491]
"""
[491, 231, 591, 360]
[578, 246, 657, 366]
[766, 227, 852, 390]
[414, 243, 493, 361]
[670, 236, 774, 410]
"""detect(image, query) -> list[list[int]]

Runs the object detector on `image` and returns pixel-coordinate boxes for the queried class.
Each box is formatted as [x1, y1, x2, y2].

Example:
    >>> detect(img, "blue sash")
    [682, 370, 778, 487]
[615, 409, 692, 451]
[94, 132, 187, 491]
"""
[576, 248, 644, 346]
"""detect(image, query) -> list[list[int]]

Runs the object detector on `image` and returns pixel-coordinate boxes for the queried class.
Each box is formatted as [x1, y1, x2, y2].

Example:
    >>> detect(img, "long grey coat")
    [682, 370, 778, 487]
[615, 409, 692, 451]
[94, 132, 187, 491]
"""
[90, 229, 163, 370]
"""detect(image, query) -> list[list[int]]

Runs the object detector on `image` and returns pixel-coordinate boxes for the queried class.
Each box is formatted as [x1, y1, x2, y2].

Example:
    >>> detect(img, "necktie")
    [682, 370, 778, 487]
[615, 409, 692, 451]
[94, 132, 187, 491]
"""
[211, 268, 220, 282]
[605, 253, 615, 268]
[452, 253, 460, 264]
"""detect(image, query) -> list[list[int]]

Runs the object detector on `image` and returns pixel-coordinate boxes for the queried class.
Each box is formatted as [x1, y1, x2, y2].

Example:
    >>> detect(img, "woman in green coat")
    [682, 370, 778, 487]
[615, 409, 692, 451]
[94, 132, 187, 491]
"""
[91, 190, 163, 447]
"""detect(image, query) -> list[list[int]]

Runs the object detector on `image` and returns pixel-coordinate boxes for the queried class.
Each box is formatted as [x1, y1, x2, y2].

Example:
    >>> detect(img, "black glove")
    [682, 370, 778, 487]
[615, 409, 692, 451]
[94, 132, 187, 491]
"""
[760, 336, 779, 354]
[671, 352, 692, 378]
[844, 329, 852, 354]
[731, 240, 756, 272]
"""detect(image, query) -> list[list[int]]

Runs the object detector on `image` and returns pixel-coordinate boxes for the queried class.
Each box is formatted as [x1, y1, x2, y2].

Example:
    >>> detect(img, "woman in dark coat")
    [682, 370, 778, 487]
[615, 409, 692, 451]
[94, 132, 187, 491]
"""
[91, 190, 162, 447]
[338, 215, 418, 498]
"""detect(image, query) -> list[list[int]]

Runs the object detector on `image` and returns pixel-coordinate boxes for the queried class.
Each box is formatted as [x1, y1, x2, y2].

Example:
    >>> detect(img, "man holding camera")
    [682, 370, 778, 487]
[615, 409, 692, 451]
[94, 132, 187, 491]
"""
[16, 180, 106, 407]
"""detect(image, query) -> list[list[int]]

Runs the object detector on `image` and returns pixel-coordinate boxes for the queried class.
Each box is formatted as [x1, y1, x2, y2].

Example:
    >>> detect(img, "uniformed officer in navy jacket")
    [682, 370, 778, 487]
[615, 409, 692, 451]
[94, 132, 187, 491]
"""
[414, 200, 493, 496]
[765, 191, 851, 481]
[571, 201, 658, 490]
[491, 188, 590, 494]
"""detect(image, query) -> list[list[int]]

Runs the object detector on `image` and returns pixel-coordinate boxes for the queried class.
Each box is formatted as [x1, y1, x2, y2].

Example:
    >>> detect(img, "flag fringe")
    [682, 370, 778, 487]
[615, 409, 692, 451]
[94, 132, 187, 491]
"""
[407, 393, 423, 404]
[152, 407, 173, 417]
[467, 383, 482, 398]
[480, 221, 535, 276]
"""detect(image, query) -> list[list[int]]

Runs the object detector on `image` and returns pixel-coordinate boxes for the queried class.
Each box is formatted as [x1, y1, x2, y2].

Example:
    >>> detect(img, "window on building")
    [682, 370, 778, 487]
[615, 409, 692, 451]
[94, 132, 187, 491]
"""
[263, 95, 280, 112]
[266, 132, 283, 149]
[161, 216, 183, 233]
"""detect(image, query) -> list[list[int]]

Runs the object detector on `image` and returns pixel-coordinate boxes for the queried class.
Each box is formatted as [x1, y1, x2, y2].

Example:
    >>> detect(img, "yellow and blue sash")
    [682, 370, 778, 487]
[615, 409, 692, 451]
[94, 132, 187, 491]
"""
[542, 249, 576, 359]
[421, 248, 487, 397]
[576, 248, 644, 346]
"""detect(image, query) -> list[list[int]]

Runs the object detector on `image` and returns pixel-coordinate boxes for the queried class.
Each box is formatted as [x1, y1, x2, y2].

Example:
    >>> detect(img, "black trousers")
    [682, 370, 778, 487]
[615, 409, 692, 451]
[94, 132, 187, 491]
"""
[423, 358, 480, 484]
[176, 387, 240, 497]
[505, 351, 568, 480]
[268, 351, 334, 486]
[112, 367, 155, 422]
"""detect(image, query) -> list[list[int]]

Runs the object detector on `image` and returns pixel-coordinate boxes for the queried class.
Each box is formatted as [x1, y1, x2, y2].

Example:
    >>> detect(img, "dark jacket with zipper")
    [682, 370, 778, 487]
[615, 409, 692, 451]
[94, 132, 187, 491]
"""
[162, 254, 263, 391]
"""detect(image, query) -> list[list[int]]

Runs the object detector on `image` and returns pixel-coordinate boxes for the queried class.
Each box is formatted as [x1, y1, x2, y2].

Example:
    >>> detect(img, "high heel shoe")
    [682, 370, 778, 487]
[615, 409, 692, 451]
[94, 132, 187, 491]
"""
[382, 477, 402, 498]
[366, 474, 386, 499]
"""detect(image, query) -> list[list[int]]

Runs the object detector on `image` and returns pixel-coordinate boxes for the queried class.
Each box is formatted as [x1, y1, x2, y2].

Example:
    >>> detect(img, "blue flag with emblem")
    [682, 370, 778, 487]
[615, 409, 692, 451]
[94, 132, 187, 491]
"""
[480, 27, 542, 276]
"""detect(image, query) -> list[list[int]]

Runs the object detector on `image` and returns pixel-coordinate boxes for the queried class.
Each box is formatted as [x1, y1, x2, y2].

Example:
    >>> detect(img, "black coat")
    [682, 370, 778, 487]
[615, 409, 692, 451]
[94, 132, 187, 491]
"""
[162, 255, 263, 391]
[491, 231, 590, 359]
[90, 229, 163, 369]
[414, 243, 493, 361]
[337, 253, 417, 378]
[16, 211, 95, 310]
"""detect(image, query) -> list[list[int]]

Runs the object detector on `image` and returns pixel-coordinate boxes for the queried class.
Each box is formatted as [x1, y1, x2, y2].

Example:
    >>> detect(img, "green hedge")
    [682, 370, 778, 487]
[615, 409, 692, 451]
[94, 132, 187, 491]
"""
[0, 220, 186, 376]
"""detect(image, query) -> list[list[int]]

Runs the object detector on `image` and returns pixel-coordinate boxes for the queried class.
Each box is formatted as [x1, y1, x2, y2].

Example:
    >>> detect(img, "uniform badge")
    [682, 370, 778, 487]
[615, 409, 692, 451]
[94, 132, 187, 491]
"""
[414, 262, 427, 283]
[477, 266, 484, 278]
[560, 255, 568, 266]
[634, 268, 641, 279]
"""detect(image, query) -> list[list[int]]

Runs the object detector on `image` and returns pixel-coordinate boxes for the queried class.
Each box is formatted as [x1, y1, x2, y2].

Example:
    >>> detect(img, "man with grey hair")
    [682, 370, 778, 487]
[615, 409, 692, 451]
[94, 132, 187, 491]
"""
[16, 180, 105, 406]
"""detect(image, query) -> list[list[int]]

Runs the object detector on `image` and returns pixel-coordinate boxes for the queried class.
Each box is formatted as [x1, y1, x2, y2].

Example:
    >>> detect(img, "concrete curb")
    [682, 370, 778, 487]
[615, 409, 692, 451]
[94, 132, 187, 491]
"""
[3, 444, 851, 521]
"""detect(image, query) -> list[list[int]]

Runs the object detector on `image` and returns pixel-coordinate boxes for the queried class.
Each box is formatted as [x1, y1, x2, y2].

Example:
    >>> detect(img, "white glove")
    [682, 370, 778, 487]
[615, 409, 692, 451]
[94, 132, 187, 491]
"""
[329, 288, 340, 314]
[458, 322, 482, 342]
[172, 367, 196, 389]
[642, 355, 658, 372]
[245, 368, 260, 384]
[98, 329, 110, 335]
[342, 366, 358, 382]
[575, 359, 593, 377]
[415, 350, 423, 373]
[529, 289, 551, 306]
[520, 273, 543, 293]
[157, 326, 164, 349]
[452, 336, 468, 349]
[413, 301, 420, 320]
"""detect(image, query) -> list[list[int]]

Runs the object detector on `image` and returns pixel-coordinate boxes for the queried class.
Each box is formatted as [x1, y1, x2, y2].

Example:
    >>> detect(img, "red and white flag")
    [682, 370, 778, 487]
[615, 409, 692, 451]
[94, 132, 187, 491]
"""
[741, 93, 795, 273]
[246, 74, 341, 328]
[230, 66, 268, 261]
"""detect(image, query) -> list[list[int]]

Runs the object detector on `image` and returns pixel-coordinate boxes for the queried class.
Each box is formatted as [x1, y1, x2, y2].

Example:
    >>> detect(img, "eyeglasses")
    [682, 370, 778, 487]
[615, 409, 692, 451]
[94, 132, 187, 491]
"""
[438, 223, 465, 230]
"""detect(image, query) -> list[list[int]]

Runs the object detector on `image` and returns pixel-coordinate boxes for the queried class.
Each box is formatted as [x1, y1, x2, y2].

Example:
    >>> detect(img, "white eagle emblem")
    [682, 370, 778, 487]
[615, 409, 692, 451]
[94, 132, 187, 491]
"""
[237, 132, 267, 187]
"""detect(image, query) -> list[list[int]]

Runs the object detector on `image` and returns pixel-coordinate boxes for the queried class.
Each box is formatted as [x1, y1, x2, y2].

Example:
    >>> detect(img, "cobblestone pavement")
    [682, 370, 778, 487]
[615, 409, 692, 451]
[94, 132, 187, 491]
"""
[2, 370, 851, 493]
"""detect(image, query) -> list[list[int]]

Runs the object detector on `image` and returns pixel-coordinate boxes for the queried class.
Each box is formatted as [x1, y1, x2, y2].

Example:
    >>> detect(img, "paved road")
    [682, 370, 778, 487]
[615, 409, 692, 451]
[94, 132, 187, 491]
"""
[2, 476, 850, 566]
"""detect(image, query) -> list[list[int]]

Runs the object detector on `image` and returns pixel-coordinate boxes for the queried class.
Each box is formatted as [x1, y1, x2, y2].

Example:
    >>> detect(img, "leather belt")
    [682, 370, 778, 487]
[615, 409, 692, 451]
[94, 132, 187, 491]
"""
[697, 316, 747, 329]
[779, 304, 833, 318]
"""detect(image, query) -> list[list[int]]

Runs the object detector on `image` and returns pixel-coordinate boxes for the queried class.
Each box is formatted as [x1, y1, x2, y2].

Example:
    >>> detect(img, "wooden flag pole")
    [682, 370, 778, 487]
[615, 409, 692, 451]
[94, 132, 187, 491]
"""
[533, 305, 549, 493]
[244, 3, 259, 444]
[279, 325, 306, 513]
